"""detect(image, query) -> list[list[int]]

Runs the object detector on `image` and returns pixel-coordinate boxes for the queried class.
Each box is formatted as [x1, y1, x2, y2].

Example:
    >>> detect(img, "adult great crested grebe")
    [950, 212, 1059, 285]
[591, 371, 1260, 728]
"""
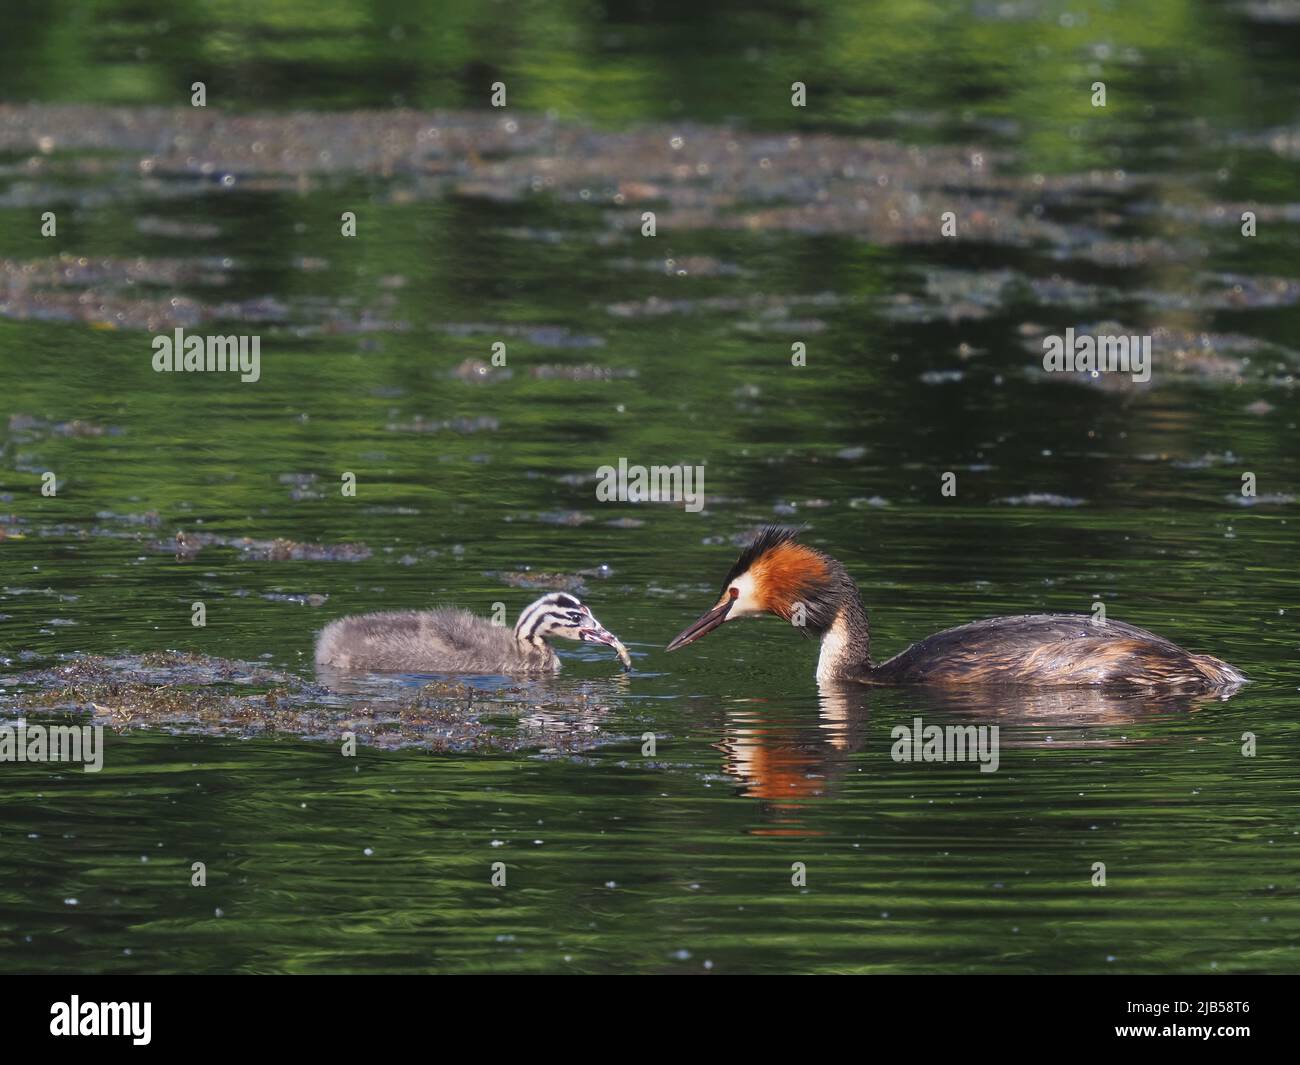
[665, 527, 1246, 691]
[316, 592, 632, 674]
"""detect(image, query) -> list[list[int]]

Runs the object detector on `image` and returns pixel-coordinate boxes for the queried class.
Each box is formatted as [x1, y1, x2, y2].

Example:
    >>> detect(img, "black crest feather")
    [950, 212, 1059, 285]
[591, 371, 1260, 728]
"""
[720, 525, 803, 593]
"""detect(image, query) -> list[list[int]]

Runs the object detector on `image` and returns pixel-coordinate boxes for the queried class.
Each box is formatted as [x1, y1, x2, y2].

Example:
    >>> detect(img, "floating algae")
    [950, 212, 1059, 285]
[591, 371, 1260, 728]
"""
[0, 652, 632, 754]
[167, 530, 373, 562]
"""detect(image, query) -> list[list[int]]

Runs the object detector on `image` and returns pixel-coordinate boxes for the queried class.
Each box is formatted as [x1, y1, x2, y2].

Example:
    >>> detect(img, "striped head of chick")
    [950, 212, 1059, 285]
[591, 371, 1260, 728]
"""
[515, 592, 633, 670]
[665, 527, 848, 651]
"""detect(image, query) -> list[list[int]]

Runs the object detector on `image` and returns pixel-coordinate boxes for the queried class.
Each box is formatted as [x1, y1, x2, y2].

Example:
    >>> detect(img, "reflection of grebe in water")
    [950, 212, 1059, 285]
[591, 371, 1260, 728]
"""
[718, 695, 865, 814]
[721, 684, 1240, 820]
[667, 527, 1246, 693]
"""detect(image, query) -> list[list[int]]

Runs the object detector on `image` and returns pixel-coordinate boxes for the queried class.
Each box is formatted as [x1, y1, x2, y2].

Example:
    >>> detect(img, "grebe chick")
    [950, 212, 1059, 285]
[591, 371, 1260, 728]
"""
[315, 592, 632, 674]
[666, 527, 1246, 692]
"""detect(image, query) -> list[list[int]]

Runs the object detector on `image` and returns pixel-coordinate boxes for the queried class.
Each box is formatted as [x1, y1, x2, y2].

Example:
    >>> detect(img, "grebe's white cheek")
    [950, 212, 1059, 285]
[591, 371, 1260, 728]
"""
[728, 572, 764, 619]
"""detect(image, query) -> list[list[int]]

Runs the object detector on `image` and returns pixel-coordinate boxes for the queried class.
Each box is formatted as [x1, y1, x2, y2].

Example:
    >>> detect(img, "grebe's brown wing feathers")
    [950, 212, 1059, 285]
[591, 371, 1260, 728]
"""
[868, 613, 1244, 691]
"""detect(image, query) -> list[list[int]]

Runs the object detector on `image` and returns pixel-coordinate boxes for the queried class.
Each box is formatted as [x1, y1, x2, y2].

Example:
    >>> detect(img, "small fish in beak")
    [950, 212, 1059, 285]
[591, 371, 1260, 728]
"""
[579, 613, 634, 671]
[665, 589, 736, 652]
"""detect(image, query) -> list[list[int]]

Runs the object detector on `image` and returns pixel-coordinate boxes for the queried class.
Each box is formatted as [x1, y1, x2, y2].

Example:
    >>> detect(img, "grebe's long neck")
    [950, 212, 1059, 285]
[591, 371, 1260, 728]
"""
[814, 584, 873, 683]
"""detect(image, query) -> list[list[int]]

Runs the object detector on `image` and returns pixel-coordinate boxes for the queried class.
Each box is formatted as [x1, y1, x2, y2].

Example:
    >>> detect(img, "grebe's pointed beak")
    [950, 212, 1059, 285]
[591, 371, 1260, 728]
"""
[665, 593, 734, 652]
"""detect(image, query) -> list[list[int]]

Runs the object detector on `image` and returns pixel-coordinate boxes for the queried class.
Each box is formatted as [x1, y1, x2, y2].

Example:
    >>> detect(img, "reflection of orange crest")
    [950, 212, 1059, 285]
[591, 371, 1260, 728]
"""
[751, 542, 828, 620]
[723, 727, 829, 828]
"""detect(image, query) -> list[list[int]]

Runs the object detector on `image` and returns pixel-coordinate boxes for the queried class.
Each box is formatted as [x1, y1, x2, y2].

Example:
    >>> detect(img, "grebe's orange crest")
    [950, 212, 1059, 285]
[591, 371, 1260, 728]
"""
[666, 526, 837, 652]
[749, 541, 830, 619]
[718, 526, 832, 617]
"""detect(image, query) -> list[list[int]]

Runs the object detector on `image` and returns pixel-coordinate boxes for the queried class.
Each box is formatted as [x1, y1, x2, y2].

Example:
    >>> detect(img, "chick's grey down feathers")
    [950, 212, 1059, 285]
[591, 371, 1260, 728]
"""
[315, 608, 558, 673]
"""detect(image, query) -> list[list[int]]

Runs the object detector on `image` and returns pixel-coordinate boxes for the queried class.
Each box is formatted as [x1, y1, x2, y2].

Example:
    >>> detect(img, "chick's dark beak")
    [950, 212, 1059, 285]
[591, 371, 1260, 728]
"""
[579, 623, 617, 646]
[578, 612, 634, 672]
[665, 594, 733, 652]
